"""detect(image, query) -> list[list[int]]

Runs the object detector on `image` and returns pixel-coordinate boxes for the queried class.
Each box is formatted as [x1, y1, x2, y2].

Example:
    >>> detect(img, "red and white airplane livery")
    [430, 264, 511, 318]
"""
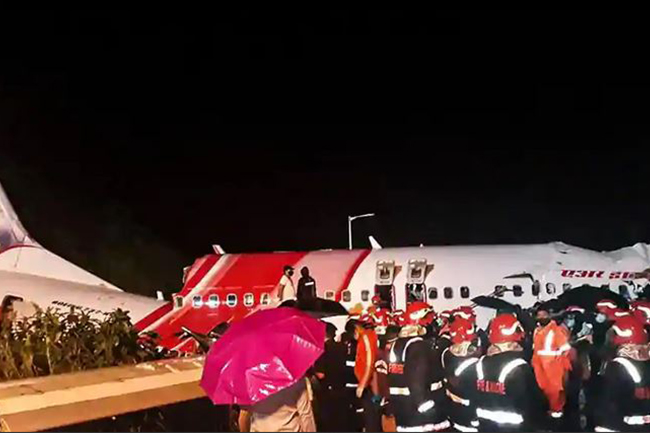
[2, 181, 650, 352]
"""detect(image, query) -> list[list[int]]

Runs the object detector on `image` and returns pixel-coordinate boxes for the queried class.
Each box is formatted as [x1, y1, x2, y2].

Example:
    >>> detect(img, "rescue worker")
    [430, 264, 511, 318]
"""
[595, 315, 650, 432]
[441, 317, 481, 432]
[342, 319, 362, 431]
[313, 322, 348, 432]
[387, 302, 450, 432]
[532, 306, 572, 429]
[472, 313, 547, 432]
[355, 313, 383, 432]
[297, 266, 317, 308]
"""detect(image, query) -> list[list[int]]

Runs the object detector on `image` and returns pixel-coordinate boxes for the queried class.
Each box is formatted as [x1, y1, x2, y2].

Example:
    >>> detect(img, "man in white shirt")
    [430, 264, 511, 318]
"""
[278, 265, 296, 303]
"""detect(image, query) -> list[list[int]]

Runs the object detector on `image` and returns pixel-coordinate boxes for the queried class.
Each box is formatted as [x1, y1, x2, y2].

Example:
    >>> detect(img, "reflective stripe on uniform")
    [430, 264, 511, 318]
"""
[537, 329, 572, 356]
[453, 423, 478, 432]
[455, 358, 479, 377]
[550, 411, 563, 419]
[345, 383, 357, 388]
[476, 408, 524, 425]
[624, 414, 650, 425]
[595, 427, 617, 432]
[476, 356, 485, 380]
[346, 360, 356, 367]
[613, 357, 642, 384]
[430, 381, 443, 391]
[396, 420, 451, 432]
[418, 400, 435, 413]
[498, 358, 527, 383]
[390, 387, 410, 396]
[446, 389, 470, 406]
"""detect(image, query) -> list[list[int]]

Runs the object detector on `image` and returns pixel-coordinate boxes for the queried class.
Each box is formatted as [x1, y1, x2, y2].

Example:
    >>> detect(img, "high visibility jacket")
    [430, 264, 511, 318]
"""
[355, 328, 378, 386]
[387, 336, 450, 432]
[472, 351, 547, 432]
[532, 321, 573, 416]
[595, 356, 650, 432]
[442, 347, 480, 432]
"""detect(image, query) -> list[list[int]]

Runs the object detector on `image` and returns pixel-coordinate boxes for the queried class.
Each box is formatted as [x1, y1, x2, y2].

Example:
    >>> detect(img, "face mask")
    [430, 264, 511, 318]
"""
[595, 313, 607, 323]
[564, 318, 576, 329]
[537, 318, 551, 327]
[288, 270, 294, 277]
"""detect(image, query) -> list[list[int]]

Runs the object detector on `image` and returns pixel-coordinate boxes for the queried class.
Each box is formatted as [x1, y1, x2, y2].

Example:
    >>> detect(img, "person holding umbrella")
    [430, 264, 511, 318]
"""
[200, 308, 322, 432]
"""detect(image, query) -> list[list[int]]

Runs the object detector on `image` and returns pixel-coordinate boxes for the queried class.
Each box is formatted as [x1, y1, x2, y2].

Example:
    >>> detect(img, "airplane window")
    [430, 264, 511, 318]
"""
[325, 291, 335, 300]
[260, 293, 271, 306]
[562, 283, 571, 293]
[226, 294, 237, 308]
[361, 290, 370, 302]
[460, 286, 470, 299]
[532, 281, 541, 297]
[207, 294, 219, 308]
[513, 285, 523, 297]
[192, 295, 203, 308]
[342, 291, 352, 303]
[428, 288, 438, 300]
[244, 293, 254, 307]
[174, 296, 184, 308]
[546, 283, 556, 295]
[495, 285, 507, 298]
[444, 287, 453, 299]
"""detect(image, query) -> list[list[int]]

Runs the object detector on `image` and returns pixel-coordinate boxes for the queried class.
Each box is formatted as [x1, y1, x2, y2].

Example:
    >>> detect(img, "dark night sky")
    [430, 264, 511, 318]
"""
[2, 9, 650, 259]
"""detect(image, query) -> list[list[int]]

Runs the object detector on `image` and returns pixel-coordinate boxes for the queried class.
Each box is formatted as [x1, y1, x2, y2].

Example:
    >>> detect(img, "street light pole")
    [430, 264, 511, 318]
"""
[348, 213, 375, 250]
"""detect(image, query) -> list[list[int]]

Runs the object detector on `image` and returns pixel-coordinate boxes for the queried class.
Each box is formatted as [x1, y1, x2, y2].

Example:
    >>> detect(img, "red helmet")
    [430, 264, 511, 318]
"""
[404, 302, 435, 326]
[565, 305, 585, 314]
[489, 314, 525, 344]
[610, 308, 632, 321]
[596, 300, 619, 314]
[449, 317, 476, 344]
[611, 315, 649, 346]
[392, 309, 406, 327]
[357, 313, 375, 327]
[453, 306, 476, 323]
[632, 300, 650, 325]
[372, 309, 392, 334]
[371, 295, 382, 306]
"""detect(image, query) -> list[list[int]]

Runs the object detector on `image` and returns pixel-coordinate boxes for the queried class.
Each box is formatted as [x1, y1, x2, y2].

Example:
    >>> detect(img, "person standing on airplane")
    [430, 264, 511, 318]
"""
[297, 266, 317, 308]
[277, 265, 296, 304]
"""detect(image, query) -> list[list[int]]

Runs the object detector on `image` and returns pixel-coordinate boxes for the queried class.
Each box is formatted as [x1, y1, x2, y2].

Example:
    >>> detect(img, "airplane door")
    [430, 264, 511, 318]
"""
[375, 260, 396, 310]
[406, 259, 427, 303]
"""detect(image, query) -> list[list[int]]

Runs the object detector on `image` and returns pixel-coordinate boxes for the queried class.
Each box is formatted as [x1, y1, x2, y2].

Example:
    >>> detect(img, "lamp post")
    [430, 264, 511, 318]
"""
[348, 213, 375, 250]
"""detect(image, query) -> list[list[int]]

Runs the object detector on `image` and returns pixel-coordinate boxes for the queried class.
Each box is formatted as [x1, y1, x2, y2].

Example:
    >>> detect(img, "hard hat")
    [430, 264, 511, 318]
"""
[404, 301, 435, 327]
[453, 306, 476, 322]
[392, 309, 406, 327]
[371, 295, 382, 306]
[632, 300, 650, 325]
[565, 305, 586, 314]
[489, 313, 525, 344]
[449, 317, 476, 344]
[372, 308, 392, 334]
[596, 300, 619, 314]
[611, 315, 649, 346]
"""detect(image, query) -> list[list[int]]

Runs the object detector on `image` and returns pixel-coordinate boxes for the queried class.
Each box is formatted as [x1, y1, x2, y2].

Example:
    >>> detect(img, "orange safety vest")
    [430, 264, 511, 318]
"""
[532, 321, 573, 415]
[355, 328, 378, 385]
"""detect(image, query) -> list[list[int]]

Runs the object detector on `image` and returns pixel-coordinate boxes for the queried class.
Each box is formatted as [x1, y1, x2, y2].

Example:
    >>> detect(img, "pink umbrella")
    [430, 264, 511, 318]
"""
[200, 307, 325, 405]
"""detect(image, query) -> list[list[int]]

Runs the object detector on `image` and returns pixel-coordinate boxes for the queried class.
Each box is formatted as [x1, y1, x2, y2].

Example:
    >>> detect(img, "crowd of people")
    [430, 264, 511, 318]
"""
[306, 293, 650, 432]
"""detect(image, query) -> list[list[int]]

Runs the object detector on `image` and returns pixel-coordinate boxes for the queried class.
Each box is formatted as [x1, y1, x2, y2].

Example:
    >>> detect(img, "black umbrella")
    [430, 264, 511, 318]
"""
[471, 296, 518, 313]
[279, 297, 348, 318]
[551, 284, 629, 311]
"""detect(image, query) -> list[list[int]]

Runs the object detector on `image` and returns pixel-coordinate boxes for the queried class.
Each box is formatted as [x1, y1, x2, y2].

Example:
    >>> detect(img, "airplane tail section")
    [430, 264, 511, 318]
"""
[0, 183, 38, 251]
[0, 182, 121, 290]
